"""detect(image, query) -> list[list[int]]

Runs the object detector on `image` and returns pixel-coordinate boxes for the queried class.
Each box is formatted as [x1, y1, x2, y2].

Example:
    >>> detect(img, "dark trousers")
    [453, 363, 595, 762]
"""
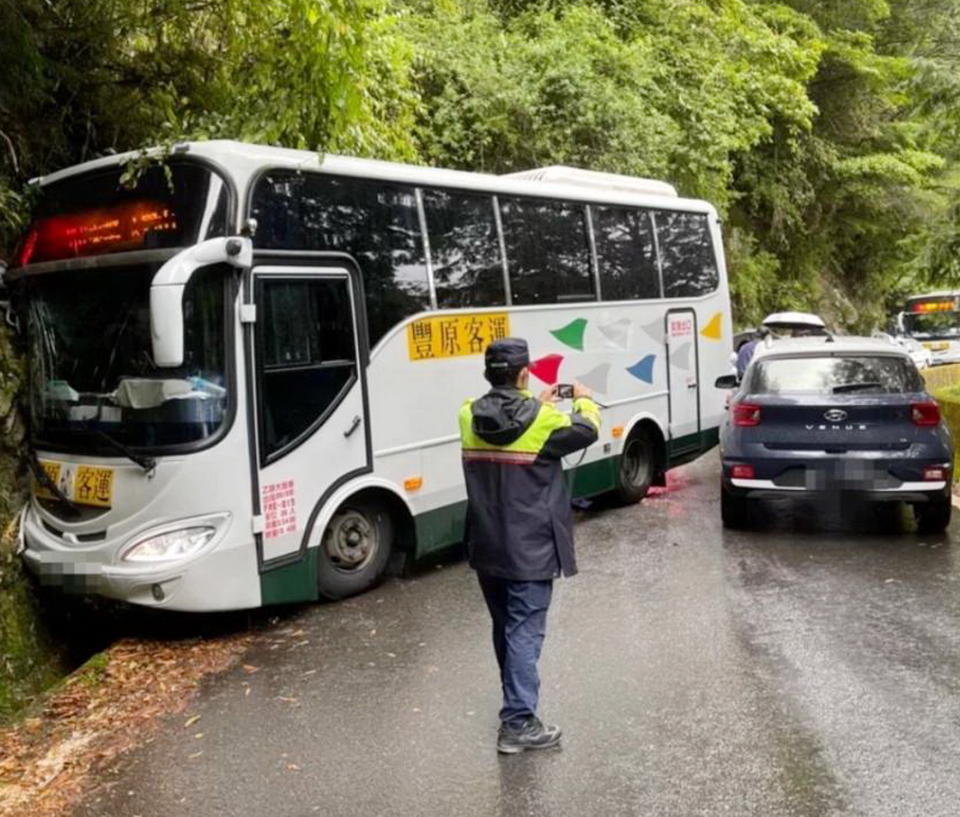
[477, 574, 554, 728]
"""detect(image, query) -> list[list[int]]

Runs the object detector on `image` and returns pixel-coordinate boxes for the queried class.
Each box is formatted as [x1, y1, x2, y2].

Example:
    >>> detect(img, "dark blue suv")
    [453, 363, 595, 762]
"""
[716, 337, 953, 531]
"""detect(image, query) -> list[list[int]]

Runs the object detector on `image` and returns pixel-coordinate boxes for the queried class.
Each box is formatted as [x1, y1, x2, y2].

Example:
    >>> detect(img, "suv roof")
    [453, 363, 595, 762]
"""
[752, 335, 912, 361]
[761, 311, 826, 329]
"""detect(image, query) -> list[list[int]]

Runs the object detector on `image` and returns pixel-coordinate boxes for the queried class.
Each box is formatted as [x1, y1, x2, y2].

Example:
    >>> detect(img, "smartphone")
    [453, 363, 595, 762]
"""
[556, 383, 575, 399]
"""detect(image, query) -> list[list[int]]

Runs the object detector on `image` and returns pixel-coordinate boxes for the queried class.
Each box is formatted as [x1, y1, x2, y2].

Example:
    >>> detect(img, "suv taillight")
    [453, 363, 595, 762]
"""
[922, 465, 948, 481]
[911, 402, 941, 426]
[732, 402, 761, 427]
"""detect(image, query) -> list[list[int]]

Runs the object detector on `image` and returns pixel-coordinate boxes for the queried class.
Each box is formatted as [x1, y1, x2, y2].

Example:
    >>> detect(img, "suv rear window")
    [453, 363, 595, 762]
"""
[748, 355, 923, 395]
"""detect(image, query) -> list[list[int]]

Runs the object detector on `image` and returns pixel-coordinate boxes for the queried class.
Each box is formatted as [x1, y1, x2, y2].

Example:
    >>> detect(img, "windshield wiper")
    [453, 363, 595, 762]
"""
[79, 425, 157, 474]
[26, 449, 81, 518]
[833, 382, 884, 393]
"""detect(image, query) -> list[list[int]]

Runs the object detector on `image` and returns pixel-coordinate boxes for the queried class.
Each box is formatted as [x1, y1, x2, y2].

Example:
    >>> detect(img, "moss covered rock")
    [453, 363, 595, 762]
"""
[0, 323, 69, 722]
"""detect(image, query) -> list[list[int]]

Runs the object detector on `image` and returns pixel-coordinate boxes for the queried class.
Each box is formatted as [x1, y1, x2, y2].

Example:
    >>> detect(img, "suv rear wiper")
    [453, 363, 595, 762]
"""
[832, 381, 884, 393]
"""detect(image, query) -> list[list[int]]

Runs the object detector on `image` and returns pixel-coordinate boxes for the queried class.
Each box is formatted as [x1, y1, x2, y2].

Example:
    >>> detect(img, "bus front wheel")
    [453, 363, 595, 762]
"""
[317, 501, 394, 600]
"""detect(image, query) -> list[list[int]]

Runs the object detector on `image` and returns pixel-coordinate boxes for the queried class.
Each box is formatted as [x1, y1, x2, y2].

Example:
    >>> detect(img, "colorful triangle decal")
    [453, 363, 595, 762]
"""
[574, 363, 611, 394]
[640, 317, 662, 343]
[598, 318, 631, 352]
[550, 318, 588, 351]
[626, 355, 656, 384]
[671, 342, 691, 370]
[701, 312, 723, 341]
[529, 354, 564, 385]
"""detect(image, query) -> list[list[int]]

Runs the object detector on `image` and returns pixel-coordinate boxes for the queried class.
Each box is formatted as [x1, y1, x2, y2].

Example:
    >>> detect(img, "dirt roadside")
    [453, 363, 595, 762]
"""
[0, 632, 252, 817]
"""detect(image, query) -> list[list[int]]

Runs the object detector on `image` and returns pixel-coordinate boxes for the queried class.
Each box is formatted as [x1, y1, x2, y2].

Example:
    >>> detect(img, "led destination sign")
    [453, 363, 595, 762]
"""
[18, 201, 179, 266]
[907, 298, 958, 314]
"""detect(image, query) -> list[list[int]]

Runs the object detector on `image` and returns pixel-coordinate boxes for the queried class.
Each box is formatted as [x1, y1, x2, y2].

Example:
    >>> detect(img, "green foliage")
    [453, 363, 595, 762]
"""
[402, 0, 821, 211]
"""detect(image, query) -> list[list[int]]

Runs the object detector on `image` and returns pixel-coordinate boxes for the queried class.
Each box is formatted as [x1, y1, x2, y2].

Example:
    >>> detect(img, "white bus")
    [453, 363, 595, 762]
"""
[896, 292, 960, 365]
[11, 141, 732, 611]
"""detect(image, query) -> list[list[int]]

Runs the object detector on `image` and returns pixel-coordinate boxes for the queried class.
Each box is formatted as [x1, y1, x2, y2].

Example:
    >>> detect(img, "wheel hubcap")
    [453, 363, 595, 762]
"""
[325, 510, 377, 571]
[622, 439, 653, 488]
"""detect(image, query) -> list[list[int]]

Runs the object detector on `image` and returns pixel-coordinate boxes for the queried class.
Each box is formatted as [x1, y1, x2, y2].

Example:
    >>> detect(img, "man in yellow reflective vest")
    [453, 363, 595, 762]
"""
[459, 337, 601, 753]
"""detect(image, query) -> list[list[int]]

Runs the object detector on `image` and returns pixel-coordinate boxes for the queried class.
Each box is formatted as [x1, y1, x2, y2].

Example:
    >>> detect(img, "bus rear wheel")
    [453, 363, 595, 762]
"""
[615, 427, 657, 504]
[317, 501, 393, 600]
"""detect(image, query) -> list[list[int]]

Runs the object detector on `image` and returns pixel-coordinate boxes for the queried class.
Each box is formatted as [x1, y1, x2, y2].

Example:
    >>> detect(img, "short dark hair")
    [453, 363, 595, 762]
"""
[485, 364, 524, 387]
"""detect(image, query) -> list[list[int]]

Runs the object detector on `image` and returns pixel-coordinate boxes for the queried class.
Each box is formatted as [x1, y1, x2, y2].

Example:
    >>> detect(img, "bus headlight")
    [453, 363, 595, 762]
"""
[122, 526, 217, 562]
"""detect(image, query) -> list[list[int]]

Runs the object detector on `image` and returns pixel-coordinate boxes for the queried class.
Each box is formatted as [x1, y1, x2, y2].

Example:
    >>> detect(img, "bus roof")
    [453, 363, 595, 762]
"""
[905, 291, 960, 302]
[32, 140, 716, 217]
[502, 166, 677, 198]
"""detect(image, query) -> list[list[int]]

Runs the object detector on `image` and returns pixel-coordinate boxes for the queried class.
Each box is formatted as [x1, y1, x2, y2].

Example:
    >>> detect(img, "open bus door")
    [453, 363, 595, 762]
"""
[246, 254, 373, 585]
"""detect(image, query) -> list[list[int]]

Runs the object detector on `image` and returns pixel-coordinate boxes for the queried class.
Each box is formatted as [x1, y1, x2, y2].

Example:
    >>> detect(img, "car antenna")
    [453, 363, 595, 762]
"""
[824, 331, 835, 343]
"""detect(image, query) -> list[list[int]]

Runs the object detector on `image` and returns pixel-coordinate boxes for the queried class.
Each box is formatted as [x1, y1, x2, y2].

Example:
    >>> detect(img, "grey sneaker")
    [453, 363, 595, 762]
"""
[496, 716, 562, 754]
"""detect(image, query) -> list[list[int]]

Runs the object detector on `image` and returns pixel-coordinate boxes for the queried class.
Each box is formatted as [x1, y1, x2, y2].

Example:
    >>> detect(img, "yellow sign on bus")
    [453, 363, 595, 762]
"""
[33, 460, 114, 508]
[407, 313, 511, 361]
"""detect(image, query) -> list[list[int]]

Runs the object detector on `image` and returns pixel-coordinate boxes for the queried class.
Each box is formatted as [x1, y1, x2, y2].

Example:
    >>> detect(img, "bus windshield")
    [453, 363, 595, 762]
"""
[25, 263, 231, 452]
[902, 310, 960, 340]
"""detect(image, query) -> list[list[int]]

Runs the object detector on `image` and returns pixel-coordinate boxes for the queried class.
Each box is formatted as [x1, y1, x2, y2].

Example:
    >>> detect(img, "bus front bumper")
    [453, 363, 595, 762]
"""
[22, 548, 193, 607]
[19, 507, 257, 610]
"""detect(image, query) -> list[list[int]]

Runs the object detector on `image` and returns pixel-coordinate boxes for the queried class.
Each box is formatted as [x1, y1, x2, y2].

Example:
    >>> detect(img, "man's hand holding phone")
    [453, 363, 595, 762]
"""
[543, 382, 592, 403]
[539, 385, 559, 404]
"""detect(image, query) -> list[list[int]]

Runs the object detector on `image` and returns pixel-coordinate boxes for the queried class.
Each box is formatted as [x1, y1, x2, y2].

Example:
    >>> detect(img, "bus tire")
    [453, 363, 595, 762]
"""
[615, 426, 657, 505]
[316, 500, 394, 601]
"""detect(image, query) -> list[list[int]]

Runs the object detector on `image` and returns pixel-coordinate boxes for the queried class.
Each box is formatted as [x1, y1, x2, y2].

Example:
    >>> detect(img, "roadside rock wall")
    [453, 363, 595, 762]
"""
[0, 326, 66, 721]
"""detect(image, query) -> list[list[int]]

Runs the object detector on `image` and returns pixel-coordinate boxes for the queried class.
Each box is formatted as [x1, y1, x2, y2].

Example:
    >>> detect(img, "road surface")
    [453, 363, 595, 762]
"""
[75, 451, 960, 817]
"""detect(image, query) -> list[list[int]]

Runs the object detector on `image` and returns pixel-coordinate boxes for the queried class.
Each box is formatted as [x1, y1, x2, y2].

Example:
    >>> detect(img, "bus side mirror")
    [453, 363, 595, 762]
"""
[715, 374, 738, 389]
[150, 237, 252, 367]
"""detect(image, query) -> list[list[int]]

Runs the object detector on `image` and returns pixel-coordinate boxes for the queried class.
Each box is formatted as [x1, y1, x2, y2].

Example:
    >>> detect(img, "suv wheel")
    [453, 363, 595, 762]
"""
[721, 483, 750, 529]
[915, 497, 952, 534]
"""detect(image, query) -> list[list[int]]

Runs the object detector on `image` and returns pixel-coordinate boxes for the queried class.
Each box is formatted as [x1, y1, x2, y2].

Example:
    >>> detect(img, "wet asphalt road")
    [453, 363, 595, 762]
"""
[75, 451, 960, 817]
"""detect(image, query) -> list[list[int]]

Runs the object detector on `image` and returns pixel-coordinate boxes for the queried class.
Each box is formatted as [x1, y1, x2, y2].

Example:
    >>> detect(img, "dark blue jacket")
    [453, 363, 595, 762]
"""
[458, 387, 600, 580]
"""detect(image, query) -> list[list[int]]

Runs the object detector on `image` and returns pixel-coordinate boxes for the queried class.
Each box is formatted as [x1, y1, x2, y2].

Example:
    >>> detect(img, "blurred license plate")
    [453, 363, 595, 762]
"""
[804, 462, 880, 489]
[34, 461, 114, 508]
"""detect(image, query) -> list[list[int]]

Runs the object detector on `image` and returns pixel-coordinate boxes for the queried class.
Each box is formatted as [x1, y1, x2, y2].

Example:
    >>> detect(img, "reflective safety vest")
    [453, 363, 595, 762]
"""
[458, 387, 601, 581]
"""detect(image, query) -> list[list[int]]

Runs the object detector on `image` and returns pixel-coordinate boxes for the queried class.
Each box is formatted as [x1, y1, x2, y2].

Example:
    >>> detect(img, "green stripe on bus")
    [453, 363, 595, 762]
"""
[569, 456, 618, 497]
[667, 427, 719, 467]
[259, 548, 319, 606]
[414, 501, 468, 557]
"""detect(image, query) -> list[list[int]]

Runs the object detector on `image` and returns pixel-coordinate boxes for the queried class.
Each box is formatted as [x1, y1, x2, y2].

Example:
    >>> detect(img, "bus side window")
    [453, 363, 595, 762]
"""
[593, 206, 660, 300]
[258, 278, 357, 461]
[250, 171, 430, 348]
[422, 189, 505, 308]
[499, 197, 594, 305]
[655, 210, 719, 298]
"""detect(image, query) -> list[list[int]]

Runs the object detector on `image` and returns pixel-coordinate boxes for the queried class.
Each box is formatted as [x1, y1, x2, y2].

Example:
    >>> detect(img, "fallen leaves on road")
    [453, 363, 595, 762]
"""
[0, 634, 251, 817]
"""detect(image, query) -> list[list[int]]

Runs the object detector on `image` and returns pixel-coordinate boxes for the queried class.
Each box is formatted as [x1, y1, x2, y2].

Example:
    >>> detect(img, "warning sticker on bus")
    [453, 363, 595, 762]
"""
[407, 313, 510, 361]
[262, 479, 297, 540]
